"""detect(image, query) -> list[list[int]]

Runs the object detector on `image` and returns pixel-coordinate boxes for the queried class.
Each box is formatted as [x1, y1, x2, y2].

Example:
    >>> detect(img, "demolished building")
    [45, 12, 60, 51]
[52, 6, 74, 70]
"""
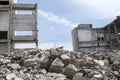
[72, 16, 120, 52]
[0, 0, 38, 53]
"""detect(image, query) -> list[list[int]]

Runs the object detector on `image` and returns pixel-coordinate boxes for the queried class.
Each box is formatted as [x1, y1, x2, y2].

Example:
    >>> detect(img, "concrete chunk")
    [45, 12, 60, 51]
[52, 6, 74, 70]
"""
[6, 73, 23, 80]
[62, 64, 77, 79]
[49, 58, 64, 73]
[24, 57, 39, 67]
[8, 63, 21, 70]
[61, 54, 70, 67]
[72, 73, 85, 80]
[40, 54, 50, 69]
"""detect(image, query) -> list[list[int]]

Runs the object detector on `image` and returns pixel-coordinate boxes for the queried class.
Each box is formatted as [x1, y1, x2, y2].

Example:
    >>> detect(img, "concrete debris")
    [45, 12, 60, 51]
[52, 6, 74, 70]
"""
[61, 54, 70, 60]
[14, 50, 27, 58]
[6, 73, 23, 80]
[46, 73, 66, 80]
[60, 54, 70, 67]
[40, 54, 50, 69]
[62, 64, 77, 79]
[0, 48, 120, 80]
[24, 57, 40, 67]
[39, 69, 47, 74]
[72, 73, 85, 80]
[8, 63, 21, 70]
[49, 58, 64, 73]
[50, 48, 62, 58]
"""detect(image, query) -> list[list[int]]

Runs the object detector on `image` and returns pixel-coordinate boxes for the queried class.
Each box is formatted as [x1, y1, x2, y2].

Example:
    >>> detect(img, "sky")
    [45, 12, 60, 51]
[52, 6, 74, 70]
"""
[17, 0, 120, 50]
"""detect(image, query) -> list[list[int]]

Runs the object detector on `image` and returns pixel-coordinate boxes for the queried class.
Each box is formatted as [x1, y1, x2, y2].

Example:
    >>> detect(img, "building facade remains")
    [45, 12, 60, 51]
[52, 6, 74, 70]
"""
[0, 0, 38, 53]
[72, 16, 120, 52]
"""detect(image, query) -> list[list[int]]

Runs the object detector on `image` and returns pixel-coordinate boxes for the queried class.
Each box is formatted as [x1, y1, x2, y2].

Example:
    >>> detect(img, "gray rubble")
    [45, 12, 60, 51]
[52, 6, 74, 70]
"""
[49, 58, 64, 73]
[0, 48, 120, 80]
[62, 64, 77, 79]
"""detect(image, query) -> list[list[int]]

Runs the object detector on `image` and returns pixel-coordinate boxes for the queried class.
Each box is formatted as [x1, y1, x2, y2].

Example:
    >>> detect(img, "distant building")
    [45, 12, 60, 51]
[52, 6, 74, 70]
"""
[0, 0, 38, 53]
[72, 16, 120, 52]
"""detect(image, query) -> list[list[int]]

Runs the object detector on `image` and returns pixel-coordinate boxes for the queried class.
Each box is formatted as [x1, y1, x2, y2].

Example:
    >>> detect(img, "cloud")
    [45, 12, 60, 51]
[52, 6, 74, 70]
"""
[69, 0, 120, 19]
[49, 26, 55, 30]
[38, 9, 78, 28]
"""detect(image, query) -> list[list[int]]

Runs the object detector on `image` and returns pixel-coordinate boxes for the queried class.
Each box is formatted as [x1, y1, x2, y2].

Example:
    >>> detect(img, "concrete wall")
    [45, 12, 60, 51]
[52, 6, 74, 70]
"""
[0, 1, 38, 53]
[0, 43, 8, 54]
[72, 24, 108, 52]
[78, 47, 106, 52]
[0, 11, 9, 31]
[78, 30, 92, 41]
[72, 24, 93, 52]
[72, 29, 78, 52]
[0, 10, 9, 53]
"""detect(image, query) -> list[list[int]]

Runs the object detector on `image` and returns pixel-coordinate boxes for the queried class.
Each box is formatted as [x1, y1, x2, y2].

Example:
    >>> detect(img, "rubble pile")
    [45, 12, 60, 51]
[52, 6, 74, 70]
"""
[0, 47, 120, 80]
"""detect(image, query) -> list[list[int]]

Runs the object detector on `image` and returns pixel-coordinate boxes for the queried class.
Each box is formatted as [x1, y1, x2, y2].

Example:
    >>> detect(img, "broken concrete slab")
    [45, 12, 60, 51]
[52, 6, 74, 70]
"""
[8, 63, 21, 70]
[49, 58, 64, 73]
[50, 48, 62, 58]
[60, 54, 70, 67]
[46, 73, 66, 80]
[62, 64, 77, 79]
[40, 54, 50, 69]
[24, 57, 40, 67]
[72, 73, 85, 80]
[6, 73, 23, 80]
